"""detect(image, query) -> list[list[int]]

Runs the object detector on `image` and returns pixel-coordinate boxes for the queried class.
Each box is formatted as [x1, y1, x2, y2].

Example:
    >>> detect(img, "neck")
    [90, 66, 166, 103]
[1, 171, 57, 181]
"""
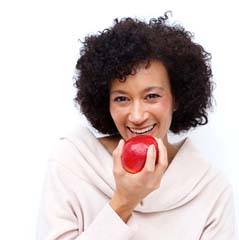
[165, 138, 186, 166]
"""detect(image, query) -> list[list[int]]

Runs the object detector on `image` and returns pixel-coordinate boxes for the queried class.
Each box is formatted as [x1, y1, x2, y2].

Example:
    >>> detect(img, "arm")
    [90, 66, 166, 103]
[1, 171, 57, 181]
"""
[200, 185, 237, 240]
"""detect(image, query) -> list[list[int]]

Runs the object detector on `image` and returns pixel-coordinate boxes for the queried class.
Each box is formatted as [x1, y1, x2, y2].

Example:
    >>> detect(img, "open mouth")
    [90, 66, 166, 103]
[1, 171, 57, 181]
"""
[127, 124, 156, 135]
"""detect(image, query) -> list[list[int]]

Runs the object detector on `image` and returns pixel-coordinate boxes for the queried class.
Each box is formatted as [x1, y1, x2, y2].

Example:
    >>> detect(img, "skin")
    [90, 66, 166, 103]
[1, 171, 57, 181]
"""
[99, 60, 184, 222]
[109, 60, 175, 143]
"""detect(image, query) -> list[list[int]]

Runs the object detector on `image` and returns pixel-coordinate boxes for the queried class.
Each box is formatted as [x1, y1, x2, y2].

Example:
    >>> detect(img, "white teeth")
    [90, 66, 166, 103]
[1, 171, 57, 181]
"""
[129, 125, 155, 134]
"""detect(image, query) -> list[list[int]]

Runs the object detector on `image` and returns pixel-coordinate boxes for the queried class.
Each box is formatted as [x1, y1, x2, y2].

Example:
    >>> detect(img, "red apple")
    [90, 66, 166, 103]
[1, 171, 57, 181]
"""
[121, 135, 159, 174]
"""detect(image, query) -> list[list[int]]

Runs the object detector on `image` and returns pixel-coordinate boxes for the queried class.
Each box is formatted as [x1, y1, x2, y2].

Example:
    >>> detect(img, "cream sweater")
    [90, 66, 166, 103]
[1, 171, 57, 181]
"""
[37, 125, 237, 239]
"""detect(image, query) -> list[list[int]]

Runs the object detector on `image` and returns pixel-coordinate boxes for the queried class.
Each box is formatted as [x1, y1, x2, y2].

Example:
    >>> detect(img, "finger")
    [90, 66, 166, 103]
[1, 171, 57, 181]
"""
[112, 139, 125, 171]
[155, 138, 168, 175]
[141, 144, 156, 173]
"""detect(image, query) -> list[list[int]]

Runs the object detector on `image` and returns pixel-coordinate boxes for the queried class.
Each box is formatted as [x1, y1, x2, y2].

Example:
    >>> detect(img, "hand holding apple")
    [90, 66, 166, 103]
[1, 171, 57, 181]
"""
[110, 136, 168, 219]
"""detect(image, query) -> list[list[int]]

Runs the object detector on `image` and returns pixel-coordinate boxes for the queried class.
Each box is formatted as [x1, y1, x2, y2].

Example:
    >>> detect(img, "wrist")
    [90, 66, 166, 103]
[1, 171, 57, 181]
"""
[109, 193, 136, 223]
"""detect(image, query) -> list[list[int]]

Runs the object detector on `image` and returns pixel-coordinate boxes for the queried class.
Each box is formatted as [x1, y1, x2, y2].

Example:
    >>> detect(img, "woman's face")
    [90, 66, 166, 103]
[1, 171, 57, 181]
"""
[109, 60, 176, 143]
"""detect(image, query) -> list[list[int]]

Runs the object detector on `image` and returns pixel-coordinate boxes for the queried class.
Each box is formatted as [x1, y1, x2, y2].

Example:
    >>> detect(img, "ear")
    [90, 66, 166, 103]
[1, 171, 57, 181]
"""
[173, 98, 178, 112]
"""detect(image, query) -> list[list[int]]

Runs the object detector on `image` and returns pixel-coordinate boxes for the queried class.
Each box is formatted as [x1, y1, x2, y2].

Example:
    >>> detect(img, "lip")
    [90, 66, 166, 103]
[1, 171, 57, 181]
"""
[127, 124, 156, 135]
[127, 124, 156, 131]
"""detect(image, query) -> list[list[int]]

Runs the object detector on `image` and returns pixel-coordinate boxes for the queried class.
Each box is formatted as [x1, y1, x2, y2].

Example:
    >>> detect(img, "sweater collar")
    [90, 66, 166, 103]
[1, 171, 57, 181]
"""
[67, 125, 211, 213]
[93, 131, 211, 212]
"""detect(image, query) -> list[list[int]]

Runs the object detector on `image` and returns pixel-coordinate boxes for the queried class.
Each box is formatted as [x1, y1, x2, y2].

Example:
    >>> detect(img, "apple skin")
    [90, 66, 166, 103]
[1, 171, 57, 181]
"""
[121, 135, 159, 174]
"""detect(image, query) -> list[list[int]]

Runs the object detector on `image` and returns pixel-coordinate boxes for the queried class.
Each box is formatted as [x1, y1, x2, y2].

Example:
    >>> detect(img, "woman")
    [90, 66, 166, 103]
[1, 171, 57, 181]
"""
[37, 13, 236, 239]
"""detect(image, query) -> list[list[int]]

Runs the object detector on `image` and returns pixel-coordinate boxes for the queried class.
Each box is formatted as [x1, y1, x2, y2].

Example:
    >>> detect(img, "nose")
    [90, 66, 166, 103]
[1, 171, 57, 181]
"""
[128, 101, 147, 125]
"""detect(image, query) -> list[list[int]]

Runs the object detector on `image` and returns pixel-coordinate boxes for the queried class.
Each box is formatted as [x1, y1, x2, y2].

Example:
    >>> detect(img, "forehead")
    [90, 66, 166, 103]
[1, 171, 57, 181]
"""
[110, 60, 170, 92]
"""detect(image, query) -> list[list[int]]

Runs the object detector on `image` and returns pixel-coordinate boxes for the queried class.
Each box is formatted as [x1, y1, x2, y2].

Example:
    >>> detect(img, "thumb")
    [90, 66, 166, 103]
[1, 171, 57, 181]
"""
[112, 139, 125, 171]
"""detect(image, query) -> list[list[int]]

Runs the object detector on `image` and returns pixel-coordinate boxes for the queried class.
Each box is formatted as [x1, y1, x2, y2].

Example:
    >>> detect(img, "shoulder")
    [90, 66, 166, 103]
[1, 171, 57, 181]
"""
[48, 124, 101, 172]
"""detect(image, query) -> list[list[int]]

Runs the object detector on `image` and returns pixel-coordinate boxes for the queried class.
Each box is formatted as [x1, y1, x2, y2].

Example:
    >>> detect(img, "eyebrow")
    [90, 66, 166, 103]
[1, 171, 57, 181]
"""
[110, 86, 165, 94]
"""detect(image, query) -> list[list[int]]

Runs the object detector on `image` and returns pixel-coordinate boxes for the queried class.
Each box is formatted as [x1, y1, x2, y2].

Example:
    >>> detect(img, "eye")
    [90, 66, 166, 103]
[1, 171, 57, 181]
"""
[113, 96, 128, 102]
[146, 93, 161, 99]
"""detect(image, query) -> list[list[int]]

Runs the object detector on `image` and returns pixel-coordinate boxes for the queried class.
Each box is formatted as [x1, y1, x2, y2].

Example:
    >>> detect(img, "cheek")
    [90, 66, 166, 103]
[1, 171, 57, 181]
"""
[151, 101, 173, 116]
[160, 97, 174, 112]
[110, 105, 126, 124]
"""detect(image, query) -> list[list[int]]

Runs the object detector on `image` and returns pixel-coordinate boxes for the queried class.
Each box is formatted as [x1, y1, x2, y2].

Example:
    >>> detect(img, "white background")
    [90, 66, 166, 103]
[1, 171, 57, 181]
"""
[0, 0, 238, 239]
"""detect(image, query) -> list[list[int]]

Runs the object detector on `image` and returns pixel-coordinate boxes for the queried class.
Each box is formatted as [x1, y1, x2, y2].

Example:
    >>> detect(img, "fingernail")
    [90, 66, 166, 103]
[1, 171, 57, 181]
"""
[119, 139, 124, 147]
[150, 145, 155, 154]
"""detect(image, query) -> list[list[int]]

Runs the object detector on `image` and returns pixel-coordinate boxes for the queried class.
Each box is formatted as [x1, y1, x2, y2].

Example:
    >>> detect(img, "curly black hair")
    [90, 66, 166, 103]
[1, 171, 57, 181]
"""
[74, 12, 214, 135]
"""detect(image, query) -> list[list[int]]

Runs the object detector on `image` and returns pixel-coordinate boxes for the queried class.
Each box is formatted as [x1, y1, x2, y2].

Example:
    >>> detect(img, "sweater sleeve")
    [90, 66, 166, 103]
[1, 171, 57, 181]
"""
[36, 160, 138, 240]
[200, 185, 237, 240]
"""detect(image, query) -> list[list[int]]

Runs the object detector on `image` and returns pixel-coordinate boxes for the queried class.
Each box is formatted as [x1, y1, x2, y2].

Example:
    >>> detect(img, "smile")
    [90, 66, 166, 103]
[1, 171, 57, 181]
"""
[128, 124, 156, 134]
